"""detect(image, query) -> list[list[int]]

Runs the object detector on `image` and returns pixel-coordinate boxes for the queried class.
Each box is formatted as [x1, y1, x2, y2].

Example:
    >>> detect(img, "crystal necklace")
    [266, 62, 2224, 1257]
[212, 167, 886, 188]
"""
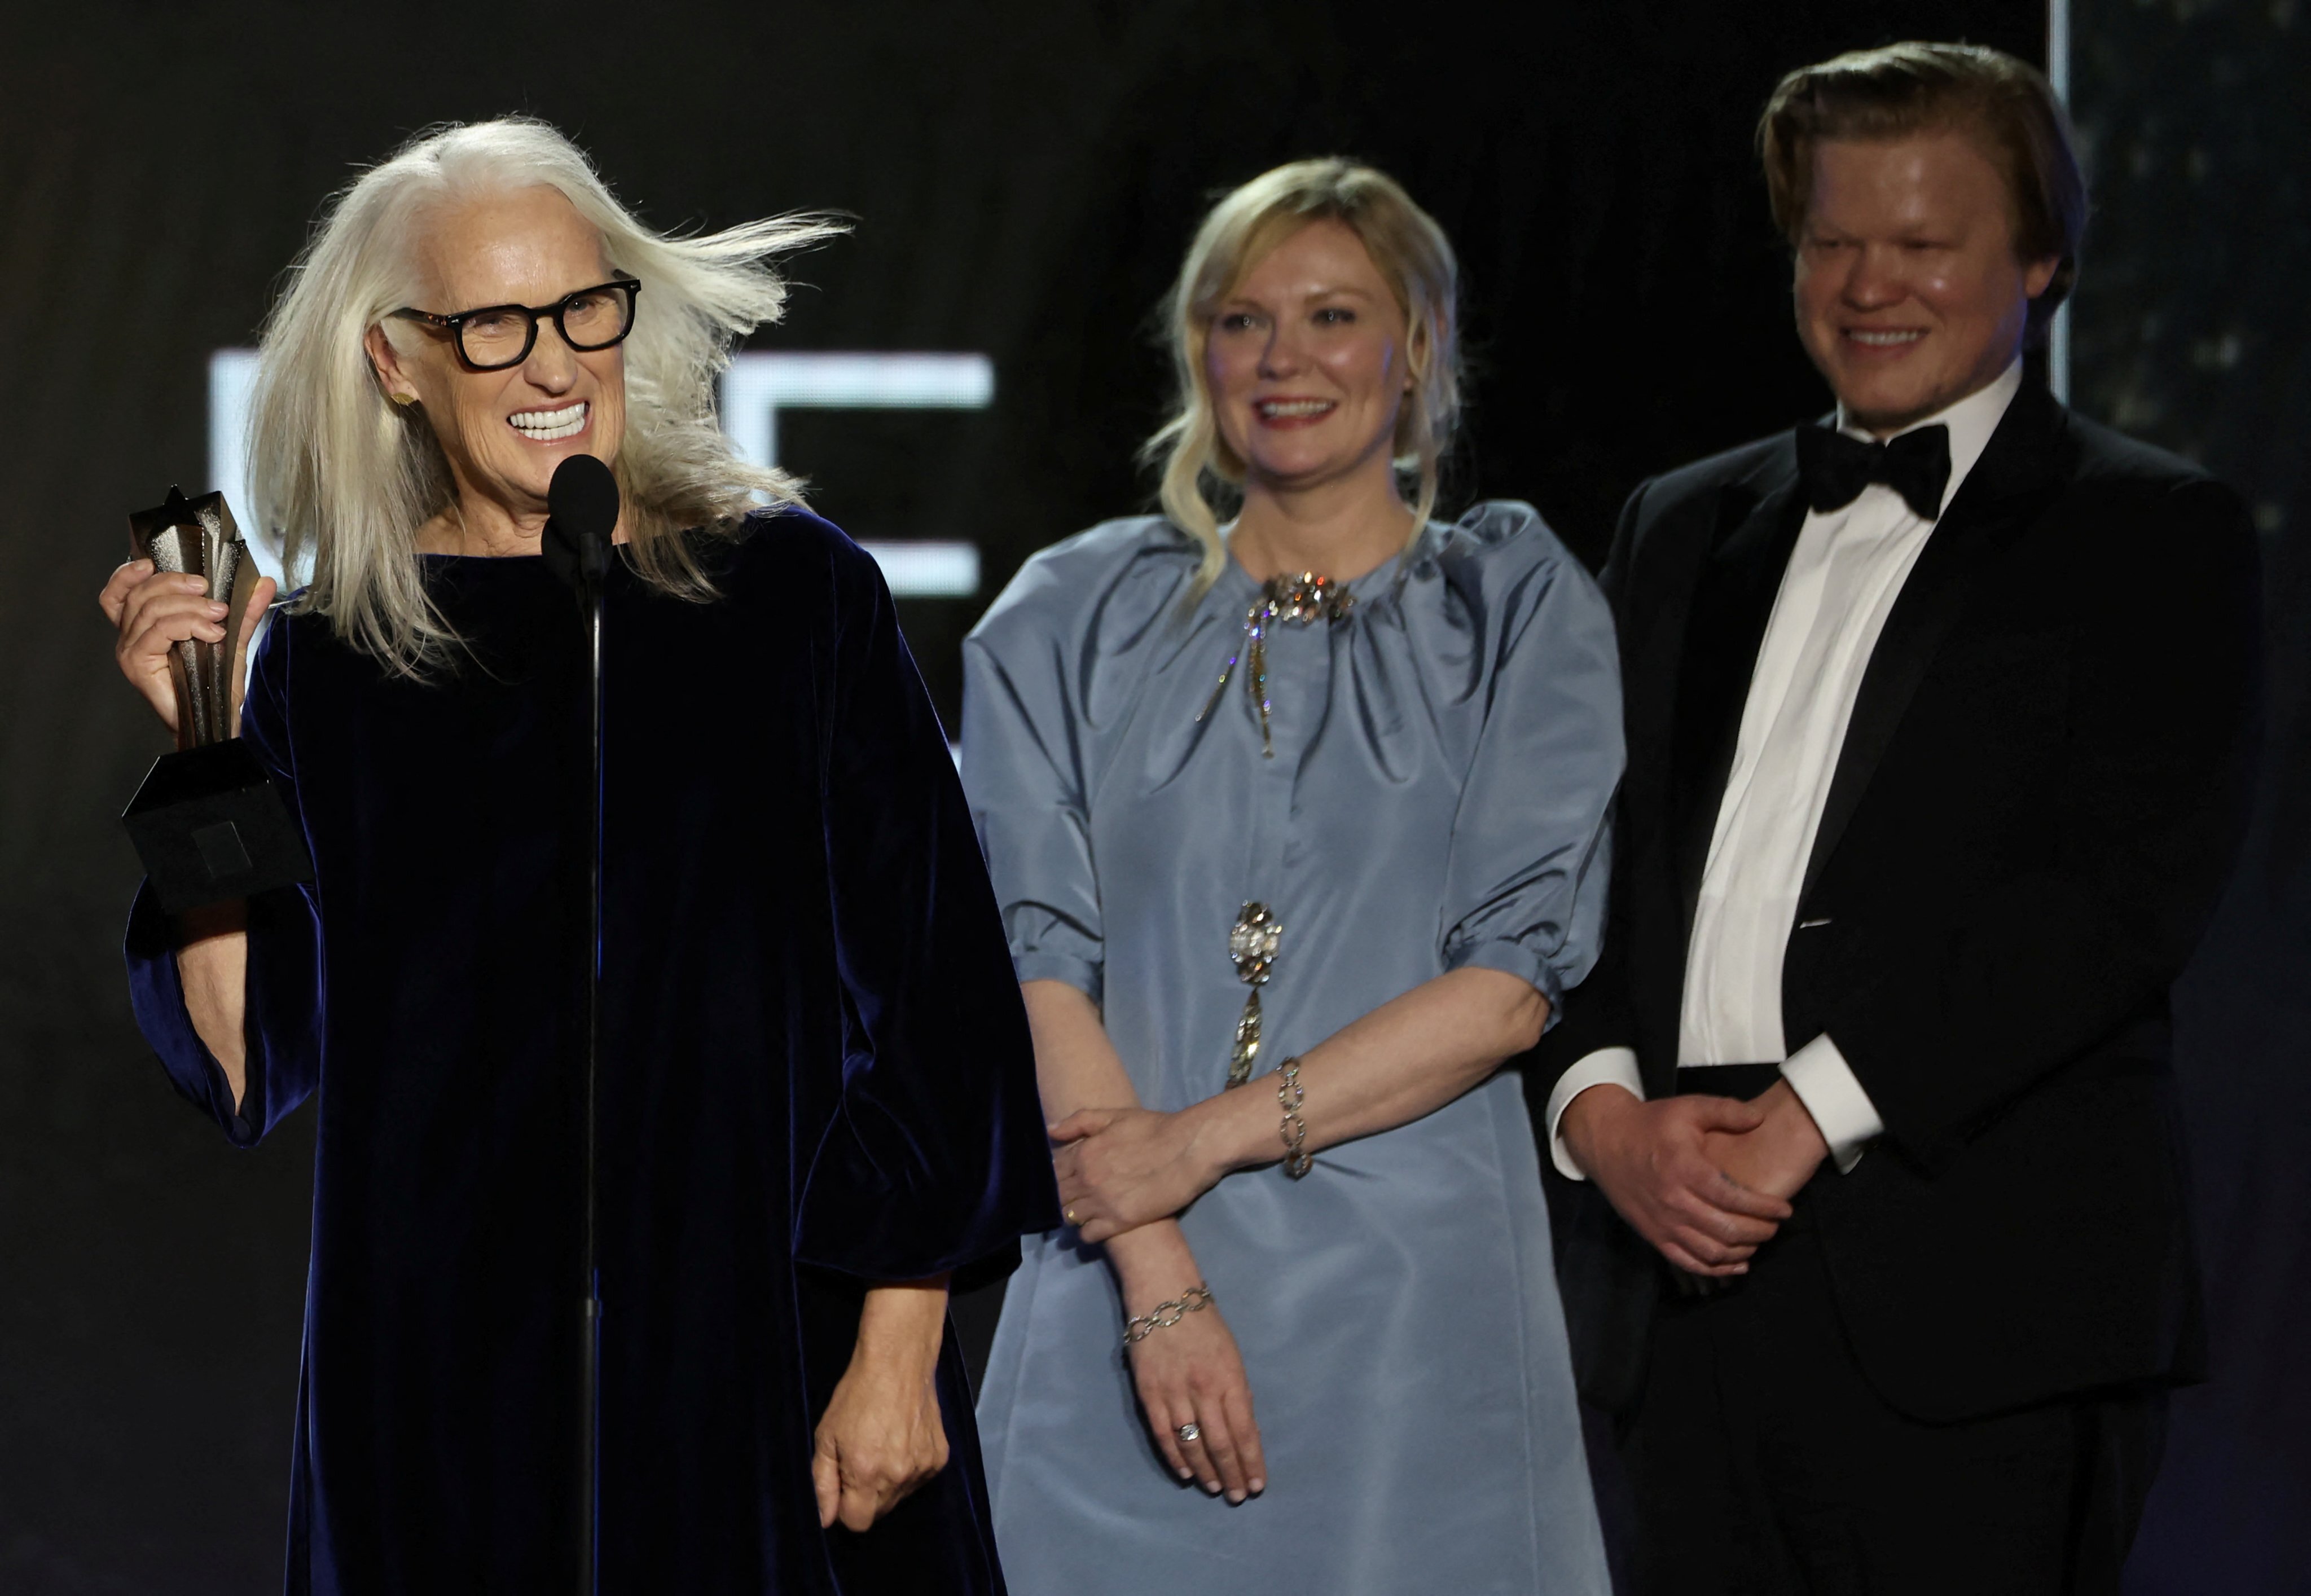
[1195, 571, 1355, 759]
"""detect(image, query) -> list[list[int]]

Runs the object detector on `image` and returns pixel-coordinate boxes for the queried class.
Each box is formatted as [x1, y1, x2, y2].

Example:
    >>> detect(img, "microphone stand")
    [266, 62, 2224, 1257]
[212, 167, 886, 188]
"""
[578, 547, 604, 1596]
[544, 453, 618, 1596]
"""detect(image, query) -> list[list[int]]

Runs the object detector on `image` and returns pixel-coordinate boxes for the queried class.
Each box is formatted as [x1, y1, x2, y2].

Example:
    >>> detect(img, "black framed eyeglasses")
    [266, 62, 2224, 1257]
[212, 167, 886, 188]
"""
[390, 278, 641, 372]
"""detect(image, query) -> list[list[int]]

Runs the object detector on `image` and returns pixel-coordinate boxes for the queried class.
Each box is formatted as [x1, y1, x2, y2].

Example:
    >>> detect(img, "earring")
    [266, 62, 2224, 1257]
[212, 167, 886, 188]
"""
[391, 392, 416, 407]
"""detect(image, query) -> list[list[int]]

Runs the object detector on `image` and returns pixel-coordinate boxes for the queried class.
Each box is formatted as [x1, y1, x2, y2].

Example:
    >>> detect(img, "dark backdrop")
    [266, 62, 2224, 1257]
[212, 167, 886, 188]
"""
[2070, 1, 2311, 1588]
[5, 3, 2294, 1593]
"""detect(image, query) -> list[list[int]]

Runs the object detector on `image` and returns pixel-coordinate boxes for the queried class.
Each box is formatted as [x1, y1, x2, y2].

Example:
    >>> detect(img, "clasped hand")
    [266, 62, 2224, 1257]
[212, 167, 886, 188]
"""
[1562, 1080, 1828, 1277]
[1050, 1106, 1218, 1243]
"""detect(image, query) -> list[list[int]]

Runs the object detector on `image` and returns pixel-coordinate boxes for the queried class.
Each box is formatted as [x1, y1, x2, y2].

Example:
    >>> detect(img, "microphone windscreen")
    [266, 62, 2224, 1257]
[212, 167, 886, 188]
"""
[547, 454, 621, 548]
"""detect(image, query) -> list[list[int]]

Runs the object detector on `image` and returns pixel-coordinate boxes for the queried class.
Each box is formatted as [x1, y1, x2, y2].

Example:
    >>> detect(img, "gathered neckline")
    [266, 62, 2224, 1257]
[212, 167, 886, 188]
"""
[1214, 520, 1440, 609]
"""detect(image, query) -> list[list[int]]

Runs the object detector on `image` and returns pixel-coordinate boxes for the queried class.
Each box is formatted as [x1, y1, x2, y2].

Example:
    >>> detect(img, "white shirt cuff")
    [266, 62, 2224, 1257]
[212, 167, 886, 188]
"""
[1780, 1033, 1883, 1173]
[1544, 1047, 1645, 1181]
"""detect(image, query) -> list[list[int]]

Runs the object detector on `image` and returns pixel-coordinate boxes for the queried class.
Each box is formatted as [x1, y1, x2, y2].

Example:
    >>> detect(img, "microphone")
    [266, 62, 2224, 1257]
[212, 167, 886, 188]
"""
[543, 454, 620, 595]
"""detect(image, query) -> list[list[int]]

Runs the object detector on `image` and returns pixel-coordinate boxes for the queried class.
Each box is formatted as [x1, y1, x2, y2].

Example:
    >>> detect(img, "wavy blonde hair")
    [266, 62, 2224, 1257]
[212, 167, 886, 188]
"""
[247, 117, 843, 672]
[1145, 158, 1461, 597]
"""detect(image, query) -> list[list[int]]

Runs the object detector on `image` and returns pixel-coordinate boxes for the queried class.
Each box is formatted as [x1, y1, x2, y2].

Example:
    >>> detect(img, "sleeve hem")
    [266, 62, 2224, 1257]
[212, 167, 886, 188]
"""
[1012, 951, 1102, 1006]
[1444, 939, 1565, 1016]
[1781, 1032, 1882, 1174]
[124, 880, 260, 1144]
[791, 1233, 1031, 1286]
[1545, 1047, 1644, 1180]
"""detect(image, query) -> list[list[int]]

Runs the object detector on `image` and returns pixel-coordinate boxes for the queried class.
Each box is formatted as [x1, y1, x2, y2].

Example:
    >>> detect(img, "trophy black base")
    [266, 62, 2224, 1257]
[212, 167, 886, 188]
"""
[122, 739, 314, 915]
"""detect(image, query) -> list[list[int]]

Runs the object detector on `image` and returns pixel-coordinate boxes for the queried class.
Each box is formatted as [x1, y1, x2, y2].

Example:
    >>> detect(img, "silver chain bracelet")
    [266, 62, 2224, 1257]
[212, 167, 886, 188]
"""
[1123, 1284, 1214, 1346]
[1277, 1055, 1312, 1178]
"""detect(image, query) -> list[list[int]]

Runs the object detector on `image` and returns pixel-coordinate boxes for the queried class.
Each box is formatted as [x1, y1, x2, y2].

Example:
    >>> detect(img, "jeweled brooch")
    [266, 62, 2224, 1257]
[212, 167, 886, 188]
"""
[1196, 573, 1354, 758]
[1226, 901, 1283, 1088]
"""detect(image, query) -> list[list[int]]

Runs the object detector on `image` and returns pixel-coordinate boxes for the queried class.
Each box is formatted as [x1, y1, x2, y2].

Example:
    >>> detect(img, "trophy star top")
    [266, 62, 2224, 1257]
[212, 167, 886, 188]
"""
[129, 485, 245, 558]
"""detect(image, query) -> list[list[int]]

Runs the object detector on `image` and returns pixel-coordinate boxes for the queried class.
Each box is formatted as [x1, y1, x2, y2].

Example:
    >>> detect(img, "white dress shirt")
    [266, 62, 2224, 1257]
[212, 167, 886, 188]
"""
[1550, 362, 2024, 1179]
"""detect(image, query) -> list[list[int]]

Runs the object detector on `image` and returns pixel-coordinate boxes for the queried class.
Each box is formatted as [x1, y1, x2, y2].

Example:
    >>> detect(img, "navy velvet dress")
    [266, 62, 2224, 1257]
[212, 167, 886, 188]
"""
[124, 511, 1059, 1595]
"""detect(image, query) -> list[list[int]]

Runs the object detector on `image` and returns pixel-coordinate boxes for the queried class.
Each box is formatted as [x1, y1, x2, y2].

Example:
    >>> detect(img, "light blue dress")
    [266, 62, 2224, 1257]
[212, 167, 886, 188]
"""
[961, 503, 1620, 1595]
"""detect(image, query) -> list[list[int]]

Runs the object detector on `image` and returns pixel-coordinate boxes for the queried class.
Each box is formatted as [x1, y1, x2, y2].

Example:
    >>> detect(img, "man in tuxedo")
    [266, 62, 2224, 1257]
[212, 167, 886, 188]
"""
[1539, 42, 2261, 1593]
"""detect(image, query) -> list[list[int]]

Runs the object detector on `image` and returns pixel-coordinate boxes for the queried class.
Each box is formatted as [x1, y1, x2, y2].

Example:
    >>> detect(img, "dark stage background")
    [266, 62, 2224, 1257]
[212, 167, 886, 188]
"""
[1, 2, 2301, 1591]
[2070, 2, 2311, 1589]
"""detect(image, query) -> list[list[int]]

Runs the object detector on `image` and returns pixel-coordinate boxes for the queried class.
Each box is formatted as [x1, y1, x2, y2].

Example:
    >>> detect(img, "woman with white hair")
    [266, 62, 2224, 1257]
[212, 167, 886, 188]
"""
[963, 160, 1618, 1591]
[99, 118, 1055, 1593]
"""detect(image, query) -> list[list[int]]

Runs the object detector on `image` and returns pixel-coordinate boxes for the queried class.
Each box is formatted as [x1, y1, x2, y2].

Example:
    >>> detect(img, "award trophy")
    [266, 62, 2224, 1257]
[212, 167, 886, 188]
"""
[118, 486, 313, 913]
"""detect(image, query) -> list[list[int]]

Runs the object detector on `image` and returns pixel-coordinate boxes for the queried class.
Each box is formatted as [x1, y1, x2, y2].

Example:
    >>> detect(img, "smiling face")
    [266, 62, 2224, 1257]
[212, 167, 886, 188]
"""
[366, 184, 627, 539]
[1205, 218, 1412, 497]
[1794, 129, 2059, 435]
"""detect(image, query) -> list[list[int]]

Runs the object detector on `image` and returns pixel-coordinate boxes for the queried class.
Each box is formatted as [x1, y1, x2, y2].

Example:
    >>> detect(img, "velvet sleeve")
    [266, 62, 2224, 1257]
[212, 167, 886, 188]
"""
[121, 616, 323, 1147]
[1436, 521, 1624, 1019]
[792, 537, 1062, 1281]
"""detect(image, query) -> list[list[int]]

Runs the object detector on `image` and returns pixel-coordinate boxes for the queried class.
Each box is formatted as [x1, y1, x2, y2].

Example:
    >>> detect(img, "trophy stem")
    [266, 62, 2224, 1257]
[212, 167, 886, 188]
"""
[173, 636, 212, 748]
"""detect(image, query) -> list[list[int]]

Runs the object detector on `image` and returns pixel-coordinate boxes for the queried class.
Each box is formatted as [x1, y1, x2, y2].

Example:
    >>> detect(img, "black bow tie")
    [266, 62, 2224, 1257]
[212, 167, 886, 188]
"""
[1795, 422, 1952, 522]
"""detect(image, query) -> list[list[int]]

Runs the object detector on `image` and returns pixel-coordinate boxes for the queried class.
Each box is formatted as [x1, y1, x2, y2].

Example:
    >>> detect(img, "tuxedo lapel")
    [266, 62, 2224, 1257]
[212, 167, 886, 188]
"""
[1671, 446, 1808, 924]
[1799, 385, 2070, 905]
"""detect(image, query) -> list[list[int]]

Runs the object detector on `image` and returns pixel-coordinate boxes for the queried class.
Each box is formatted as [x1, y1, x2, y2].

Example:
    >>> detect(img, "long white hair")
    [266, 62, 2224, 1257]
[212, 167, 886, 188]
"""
[247, 117, 842, 672]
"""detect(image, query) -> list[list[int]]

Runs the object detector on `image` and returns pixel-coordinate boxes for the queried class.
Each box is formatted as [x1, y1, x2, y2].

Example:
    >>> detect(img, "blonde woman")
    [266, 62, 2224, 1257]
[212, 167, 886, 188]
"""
[964, 160, 1617, 1592]
[98, 119, 1055, 1593]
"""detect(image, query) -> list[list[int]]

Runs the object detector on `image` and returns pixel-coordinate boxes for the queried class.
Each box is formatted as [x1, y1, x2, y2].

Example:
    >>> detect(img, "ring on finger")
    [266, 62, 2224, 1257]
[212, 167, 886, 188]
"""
[1176, 1421, 1201, 1444]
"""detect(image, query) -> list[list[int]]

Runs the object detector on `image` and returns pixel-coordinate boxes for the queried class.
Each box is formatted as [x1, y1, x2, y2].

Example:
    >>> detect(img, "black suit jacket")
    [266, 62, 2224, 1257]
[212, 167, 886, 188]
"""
[1537, 383, 2261, 1424]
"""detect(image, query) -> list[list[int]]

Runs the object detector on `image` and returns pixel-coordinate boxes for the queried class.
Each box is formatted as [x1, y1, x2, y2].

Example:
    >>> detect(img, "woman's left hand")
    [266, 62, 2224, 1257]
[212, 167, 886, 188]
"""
[1051, 1107, 1221, 1243]
[812, 1280, 951, 1532]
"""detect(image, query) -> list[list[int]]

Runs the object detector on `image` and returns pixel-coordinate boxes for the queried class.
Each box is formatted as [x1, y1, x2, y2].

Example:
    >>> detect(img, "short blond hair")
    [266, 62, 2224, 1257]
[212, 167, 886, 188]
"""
[1144, 159, 1461, 596]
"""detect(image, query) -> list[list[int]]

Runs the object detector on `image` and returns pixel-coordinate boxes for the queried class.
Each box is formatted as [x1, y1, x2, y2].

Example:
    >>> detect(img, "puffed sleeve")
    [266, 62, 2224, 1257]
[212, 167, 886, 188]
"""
[1436, 518, 1624, 1018]
[792, 534, 1062, 1281]
[121, 614, 323, 1146]
[957, 548, 1107, 1004]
